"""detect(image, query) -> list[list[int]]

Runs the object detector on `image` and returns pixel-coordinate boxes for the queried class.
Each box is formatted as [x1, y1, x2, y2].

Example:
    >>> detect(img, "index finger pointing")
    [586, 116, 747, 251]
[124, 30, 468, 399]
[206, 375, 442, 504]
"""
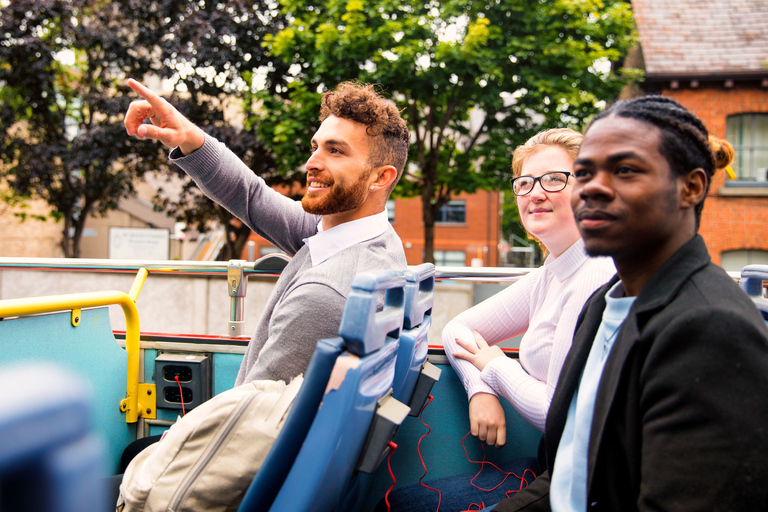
[127, 79, 166, 111]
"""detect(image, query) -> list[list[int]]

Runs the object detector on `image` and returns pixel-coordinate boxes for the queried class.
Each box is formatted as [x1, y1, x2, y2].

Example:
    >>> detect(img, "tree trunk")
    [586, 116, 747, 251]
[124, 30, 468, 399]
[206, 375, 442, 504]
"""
[216, 223, 253, 261]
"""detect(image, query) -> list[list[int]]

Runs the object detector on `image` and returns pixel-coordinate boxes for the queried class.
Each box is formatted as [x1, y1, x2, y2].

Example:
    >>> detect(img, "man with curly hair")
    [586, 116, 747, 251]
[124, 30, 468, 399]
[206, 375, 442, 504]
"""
[125, 80, 408, 384]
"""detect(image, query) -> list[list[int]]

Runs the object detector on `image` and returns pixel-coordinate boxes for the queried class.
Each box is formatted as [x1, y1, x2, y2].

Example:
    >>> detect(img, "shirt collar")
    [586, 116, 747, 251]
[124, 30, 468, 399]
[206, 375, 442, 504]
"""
[542, 238, 590, 281]
[303, 209, 390, 266]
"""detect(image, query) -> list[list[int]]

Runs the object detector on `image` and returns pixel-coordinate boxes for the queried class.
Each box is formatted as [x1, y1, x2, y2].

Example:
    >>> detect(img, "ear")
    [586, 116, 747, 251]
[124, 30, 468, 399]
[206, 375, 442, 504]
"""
[679, 168, 707, 209]
[369, 165, 399, 191]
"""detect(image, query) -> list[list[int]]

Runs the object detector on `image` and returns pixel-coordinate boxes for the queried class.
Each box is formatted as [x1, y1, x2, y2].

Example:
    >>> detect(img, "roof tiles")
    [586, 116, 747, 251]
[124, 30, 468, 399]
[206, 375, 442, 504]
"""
[630, 0, 768, 76]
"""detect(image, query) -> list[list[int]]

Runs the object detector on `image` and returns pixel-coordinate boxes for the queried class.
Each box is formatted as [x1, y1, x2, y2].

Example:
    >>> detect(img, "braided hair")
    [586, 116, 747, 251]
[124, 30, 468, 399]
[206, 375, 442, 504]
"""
[587, 95, 733, 227]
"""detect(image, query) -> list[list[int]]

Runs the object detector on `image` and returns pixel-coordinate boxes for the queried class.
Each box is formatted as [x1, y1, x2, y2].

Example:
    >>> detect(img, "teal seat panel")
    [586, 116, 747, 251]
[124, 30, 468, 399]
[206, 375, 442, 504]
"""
[361, 360, 542, 511]
[0, 308, 133, 473]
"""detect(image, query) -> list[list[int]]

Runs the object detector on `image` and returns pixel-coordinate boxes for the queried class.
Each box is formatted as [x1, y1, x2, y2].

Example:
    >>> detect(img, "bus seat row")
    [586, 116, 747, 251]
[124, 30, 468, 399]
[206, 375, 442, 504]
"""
[239, 263, 436, 512]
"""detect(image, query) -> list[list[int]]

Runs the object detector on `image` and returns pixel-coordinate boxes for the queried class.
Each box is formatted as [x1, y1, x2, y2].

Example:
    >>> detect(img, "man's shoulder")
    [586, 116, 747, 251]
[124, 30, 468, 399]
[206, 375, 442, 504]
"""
[331, 225, 405, 268]
[653, 262, 768, 337]
[686, 262, 758, 310]
[294, 227, 406, 294]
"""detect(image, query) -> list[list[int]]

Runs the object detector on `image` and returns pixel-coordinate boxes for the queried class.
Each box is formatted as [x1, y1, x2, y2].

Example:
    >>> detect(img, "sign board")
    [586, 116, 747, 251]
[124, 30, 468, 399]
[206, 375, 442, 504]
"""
[109, 227, 169, 260]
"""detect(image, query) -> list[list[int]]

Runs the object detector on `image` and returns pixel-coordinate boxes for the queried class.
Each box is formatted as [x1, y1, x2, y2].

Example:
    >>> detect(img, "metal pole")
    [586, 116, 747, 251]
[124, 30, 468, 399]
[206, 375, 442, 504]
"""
[227, 260, 248, 337]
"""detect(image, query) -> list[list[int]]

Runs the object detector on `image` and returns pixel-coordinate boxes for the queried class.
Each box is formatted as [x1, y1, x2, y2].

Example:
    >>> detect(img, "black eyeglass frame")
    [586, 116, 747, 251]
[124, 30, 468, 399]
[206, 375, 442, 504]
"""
[509, 171, 572, 196]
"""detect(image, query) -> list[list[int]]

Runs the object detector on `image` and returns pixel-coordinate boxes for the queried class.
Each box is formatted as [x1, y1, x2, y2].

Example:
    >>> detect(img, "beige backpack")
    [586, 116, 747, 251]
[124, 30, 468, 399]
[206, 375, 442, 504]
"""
[116, 376, 303, 512]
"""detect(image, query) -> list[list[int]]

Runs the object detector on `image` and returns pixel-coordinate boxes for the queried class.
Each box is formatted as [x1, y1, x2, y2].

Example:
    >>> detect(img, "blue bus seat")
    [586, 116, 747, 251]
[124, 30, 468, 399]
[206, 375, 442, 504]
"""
[392, 263, 441, 416]
[0, 364, 107, 512]
[740, 264, 768, 324]
[238, 269, 407, 512]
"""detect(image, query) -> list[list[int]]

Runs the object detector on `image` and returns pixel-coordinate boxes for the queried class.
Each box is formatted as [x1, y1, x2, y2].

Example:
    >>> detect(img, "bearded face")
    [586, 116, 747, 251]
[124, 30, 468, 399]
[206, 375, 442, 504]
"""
[301, 169, 371, 216]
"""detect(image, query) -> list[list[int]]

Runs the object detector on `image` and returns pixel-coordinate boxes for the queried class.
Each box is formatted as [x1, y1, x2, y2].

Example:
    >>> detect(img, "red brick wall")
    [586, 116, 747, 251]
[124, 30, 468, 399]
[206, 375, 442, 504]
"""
[392, 191, 500, 266]
[663, 85, 768, 265]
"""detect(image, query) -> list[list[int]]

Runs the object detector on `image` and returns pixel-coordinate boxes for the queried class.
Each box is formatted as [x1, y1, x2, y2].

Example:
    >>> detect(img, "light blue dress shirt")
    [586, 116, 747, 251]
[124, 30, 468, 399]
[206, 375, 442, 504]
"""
[550, 281, 635, 512]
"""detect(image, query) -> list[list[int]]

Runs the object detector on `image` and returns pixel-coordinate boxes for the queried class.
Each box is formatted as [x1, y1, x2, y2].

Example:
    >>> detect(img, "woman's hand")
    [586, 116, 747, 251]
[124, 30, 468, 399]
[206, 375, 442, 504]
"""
[468, 393, 507, 447]
[453, 330, 506, 371]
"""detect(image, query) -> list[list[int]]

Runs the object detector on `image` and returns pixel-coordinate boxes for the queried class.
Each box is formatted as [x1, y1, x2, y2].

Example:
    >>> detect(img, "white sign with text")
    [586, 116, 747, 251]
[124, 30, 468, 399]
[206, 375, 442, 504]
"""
[109, 227, 169, 260]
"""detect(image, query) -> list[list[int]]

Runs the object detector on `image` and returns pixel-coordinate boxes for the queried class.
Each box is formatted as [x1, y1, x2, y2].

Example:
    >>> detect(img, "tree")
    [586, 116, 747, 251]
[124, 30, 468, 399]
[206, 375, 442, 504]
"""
[0, 0, 291, 259]
[119, 0, 297, 260]
[0, 0, 163, 257]
[249, 0, 637, 263]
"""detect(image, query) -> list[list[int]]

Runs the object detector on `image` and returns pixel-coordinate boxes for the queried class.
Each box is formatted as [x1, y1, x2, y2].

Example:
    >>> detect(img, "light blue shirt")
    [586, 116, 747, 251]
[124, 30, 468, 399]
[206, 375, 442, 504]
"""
[550, 281, 635, 512]
[303, 209, 390, 267]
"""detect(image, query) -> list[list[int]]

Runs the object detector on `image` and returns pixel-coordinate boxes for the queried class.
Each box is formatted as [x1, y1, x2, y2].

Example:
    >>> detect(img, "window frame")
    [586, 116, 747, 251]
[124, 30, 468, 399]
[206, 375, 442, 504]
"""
[435, 200, 467, 224]
[725, 113, 768, 185]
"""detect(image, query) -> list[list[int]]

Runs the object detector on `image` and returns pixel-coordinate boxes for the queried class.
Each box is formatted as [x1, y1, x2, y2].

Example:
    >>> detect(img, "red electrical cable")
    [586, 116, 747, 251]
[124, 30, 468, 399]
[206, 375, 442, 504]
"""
[417, 394, 441, 512]
[384, 441, 398, 512]
[174, 375, 186, 416]
[460, 432, 537, 501]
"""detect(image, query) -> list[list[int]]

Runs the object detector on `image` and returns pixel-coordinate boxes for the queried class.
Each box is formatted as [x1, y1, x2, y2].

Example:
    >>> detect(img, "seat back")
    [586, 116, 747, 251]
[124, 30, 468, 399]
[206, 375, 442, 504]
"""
[265, 270, 407, 512]
[0, 364, 107, 512]
[392, 264, 436, 411]
[238, 269, 406, 512]
[740, 264, 768, 324]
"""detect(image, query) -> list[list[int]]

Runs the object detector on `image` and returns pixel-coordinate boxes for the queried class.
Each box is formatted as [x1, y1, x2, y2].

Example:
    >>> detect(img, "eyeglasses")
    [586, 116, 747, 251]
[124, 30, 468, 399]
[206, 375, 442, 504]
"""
[509, 171, 572, 196]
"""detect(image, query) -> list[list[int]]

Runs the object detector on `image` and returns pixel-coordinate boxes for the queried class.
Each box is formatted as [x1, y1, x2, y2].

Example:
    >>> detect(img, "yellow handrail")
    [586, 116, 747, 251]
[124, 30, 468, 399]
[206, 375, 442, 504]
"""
[0, 269, 151, 423]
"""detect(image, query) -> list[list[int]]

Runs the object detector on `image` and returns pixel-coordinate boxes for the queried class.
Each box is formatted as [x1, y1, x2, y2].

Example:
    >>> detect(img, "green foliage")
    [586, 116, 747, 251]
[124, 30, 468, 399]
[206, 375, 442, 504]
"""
[0, 0, 289, 259]
[249, 0, 637, 262]
[0, 0, 168, 257]
[0, 0, 637, 262]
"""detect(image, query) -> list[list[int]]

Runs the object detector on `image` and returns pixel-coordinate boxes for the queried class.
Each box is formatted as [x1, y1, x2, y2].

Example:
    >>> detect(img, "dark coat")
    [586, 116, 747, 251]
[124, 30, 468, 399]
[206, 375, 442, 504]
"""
[494, 235, 768, 512]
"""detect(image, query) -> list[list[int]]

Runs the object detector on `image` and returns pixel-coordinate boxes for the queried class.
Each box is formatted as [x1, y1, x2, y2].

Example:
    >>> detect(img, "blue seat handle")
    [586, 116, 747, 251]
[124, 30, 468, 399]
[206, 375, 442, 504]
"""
[339, 270, 406, 356]
[741, 265, 768, 297]
[404, 264, 435, 329]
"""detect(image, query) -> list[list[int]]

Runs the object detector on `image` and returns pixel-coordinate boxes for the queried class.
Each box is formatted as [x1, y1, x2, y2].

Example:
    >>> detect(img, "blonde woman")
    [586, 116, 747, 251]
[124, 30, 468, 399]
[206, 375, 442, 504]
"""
[444, 128, 616, 446]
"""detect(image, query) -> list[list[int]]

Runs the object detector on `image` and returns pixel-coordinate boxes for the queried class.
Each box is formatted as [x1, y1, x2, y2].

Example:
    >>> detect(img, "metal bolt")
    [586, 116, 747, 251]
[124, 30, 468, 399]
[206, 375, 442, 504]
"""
[147, 389, 152, 395]
[231, 325, 236, 331]
[146, 408, 152, 414]
[74, 316, 79, 322]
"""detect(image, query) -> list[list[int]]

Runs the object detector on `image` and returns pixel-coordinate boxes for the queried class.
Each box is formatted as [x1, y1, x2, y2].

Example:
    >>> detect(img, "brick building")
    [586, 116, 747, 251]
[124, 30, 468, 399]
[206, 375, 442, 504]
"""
[631, 0, 768, 270]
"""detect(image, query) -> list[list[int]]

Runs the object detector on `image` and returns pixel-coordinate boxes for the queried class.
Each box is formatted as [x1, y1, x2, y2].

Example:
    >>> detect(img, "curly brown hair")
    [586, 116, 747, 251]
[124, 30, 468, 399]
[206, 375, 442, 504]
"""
[320, 81, 410, 191]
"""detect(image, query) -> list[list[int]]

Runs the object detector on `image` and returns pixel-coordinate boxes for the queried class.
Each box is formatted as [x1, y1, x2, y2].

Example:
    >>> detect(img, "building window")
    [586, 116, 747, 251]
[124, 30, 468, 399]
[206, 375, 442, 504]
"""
[726, 113, 768, 182]
[433, 250, 466, 267]
[436, 200, 466, 224]
[720, 249, 768, 273]
[386, 199, 395, 223]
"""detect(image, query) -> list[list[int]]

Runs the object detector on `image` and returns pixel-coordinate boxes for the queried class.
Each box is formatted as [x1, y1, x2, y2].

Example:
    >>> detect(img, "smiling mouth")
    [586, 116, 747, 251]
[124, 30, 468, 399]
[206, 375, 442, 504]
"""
[307, 181, 331, 190]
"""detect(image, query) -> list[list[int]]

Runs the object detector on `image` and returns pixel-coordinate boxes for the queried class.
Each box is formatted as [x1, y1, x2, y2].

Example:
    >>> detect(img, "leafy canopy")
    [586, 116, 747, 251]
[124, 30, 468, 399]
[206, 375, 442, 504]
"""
[248, 0, 637, 261]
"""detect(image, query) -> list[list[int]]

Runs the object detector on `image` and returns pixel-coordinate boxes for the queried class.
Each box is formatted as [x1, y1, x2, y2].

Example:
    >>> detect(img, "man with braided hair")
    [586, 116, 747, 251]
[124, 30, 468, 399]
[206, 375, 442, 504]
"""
[492, 96, 768, 511]
[125, 80, 408, 385]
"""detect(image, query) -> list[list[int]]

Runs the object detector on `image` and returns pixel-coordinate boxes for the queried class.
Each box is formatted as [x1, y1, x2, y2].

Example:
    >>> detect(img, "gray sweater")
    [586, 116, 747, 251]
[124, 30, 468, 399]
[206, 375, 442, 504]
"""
[171, 135, 407, 384]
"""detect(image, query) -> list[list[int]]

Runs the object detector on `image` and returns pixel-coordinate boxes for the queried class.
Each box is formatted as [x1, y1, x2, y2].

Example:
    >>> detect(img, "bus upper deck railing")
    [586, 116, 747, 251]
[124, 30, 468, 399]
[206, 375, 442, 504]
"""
[0, 256, 537, 281]
[0, 256, 748, 340]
